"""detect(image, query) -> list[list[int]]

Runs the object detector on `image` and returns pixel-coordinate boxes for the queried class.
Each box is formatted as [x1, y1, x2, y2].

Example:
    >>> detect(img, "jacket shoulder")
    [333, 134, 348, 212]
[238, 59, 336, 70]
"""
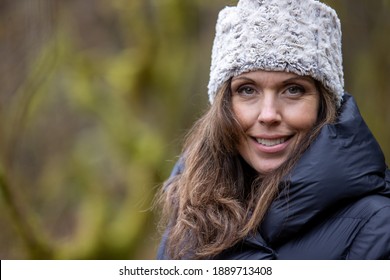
[346, 195, 390, 259]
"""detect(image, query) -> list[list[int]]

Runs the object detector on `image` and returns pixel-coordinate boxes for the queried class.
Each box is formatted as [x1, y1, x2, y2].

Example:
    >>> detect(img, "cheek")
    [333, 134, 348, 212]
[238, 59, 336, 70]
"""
[287, 104, 319, 132]
[232, 102, 259, 131]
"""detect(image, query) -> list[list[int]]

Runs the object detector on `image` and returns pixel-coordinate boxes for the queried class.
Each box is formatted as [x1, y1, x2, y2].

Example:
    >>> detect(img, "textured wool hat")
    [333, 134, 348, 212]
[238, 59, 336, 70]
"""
[208, 0, 344, 106]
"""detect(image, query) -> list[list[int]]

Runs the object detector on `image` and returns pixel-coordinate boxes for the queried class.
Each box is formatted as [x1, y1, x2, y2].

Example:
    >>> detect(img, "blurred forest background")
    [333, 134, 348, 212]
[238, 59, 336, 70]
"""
[0, 0, 389, 259]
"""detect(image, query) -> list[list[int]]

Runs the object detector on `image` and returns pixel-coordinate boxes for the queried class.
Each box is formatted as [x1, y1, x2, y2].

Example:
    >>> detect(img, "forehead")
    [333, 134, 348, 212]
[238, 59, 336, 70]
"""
[232, 70, 312, 82]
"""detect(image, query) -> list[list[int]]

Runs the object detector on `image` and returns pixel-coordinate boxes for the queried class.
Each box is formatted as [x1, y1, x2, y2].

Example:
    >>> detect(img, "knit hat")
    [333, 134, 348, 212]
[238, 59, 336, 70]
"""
[208, 0, 344, 106]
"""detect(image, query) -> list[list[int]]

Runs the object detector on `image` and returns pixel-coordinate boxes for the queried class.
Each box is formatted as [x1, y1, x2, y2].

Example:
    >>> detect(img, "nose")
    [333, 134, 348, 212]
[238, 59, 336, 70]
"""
[257, 94, 281, 126]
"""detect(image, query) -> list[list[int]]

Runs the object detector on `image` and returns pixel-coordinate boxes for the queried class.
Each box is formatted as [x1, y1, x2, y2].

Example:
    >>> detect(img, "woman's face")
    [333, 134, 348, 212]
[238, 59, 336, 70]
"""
[231, 70, 320, 174]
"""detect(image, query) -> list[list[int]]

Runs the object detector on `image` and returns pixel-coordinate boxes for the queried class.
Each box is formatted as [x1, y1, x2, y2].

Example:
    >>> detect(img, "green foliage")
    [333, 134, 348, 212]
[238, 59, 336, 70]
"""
[0, 0, 389, 259]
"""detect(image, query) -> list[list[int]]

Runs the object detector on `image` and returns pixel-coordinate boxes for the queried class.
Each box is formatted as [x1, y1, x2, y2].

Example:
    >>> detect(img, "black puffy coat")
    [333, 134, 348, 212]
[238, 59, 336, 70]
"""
[157, 94, 390, 259]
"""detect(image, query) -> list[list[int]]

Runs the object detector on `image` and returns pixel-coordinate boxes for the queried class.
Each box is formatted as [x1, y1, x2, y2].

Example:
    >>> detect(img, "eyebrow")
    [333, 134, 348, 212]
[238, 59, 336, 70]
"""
[281, 76, 314, 84]
[231, 76, 255, 83]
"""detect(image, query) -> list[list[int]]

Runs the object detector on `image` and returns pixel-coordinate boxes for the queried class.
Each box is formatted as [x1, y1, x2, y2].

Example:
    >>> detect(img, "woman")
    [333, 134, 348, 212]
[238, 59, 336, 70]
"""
[157, 0, 390, 259]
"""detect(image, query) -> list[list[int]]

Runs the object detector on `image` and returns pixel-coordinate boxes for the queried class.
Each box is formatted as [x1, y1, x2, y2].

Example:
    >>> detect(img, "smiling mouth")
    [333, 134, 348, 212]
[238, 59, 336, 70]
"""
[255, 137, 290, 147]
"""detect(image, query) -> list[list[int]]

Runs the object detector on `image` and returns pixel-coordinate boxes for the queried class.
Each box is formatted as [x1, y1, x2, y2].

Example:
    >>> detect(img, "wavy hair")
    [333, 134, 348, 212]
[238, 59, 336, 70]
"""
[158, 78, 338, 259]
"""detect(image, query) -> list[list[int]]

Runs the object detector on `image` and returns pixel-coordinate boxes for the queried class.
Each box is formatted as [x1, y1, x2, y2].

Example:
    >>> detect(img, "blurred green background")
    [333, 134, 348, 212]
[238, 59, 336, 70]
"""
[0, 0, 389, 259]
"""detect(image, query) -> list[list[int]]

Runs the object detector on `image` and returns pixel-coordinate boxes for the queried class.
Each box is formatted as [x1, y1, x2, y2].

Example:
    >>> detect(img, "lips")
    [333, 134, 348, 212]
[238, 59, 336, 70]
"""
[250, 135, 293, 153]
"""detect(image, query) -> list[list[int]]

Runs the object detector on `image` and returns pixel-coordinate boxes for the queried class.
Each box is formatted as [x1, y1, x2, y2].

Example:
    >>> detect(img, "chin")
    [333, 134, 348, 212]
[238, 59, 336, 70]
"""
[253, 161, 285, 175]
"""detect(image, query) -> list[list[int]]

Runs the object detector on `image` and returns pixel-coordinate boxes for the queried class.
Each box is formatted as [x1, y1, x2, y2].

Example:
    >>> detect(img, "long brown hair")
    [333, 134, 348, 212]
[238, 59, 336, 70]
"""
[158, 78, 338, 259]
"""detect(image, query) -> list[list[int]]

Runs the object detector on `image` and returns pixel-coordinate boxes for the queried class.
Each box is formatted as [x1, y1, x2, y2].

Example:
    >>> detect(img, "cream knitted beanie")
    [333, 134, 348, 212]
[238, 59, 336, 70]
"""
[208, 0, 344, 106]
